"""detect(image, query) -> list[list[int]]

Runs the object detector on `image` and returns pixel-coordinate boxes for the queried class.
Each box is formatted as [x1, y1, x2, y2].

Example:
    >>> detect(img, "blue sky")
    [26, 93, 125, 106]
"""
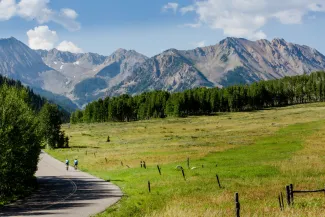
[0, 0, 325, 57]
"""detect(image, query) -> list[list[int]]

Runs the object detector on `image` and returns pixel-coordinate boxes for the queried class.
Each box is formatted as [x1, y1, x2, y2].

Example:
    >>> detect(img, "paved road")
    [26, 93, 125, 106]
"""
[0, 151, 123, 217]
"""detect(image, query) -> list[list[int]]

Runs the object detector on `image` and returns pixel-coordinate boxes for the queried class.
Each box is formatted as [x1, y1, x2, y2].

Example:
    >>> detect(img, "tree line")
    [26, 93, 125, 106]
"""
[0, 75, 69, 204]
[71, 71, 325, 124]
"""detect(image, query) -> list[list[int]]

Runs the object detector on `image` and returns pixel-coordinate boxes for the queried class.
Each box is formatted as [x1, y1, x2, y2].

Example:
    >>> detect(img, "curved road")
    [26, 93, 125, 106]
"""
[0, 151, 123, 217]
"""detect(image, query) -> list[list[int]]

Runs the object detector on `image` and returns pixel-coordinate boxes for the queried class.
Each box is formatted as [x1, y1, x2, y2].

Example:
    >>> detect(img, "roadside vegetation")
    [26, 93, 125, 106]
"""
[0, 76, 68, 205]
[49, 102, 325, 216]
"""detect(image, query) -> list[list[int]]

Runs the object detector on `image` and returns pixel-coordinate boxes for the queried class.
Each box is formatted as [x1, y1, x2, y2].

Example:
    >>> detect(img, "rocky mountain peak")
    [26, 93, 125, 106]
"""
[271, 38, 288, 46]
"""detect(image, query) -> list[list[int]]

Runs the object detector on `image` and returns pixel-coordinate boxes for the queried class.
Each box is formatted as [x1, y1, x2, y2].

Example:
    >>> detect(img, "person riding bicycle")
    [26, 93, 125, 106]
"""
[74, 159, 78, 170]
[65, 159, 69, 170]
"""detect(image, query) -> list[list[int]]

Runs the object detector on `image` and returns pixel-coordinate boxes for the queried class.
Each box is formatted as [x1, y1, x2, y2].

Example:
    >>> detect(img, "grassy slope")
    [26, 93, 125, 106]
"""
[48, 103, 325, 216]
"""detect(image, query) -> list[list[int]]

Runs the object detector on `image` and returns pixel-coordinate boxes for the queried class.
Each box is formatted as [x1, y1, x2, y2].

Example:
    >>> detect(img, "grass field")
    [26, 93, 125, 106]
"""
[48, 103, 325, 216]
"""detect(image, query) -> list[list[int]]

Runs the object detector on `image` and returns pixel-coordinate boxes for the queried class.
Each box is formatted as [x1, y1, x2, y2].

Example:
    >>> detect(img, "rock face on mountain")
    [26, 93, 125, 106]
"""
[0, 37, 75, 111]
[179, 37, 325, 86]
[0, 37, 52, 87]
[108, 49, 214, 95]
[36, 47, 148, 106]
[0, 37, 324, 109]
[108, 37, 325, 95]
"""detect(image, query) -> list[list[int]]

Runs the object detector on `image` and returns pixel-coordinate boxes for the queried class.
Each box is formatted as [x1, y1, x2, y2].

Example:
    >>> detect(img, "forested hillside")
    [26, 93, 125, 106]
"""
[0, 75, 46, 111]
[71, 71, 325, 123]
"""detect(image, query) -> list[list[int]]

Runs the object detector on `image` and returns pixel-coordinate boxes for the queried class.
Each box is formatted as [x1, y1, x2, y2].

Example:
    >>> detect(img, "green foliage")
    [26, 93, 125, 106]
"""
[39, 103, 68, 149]
[71, 71, 325, 124]
[0, 74, 46, 112]
[0, 85, 41, 201]
[0, 75, 68, 204]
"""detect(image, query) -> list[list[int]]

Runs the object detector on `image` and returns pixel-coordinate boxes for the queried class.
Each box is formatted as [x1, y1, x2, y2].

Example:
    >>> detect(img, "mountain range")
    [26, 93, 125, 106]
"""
[0, 36, 324, 110]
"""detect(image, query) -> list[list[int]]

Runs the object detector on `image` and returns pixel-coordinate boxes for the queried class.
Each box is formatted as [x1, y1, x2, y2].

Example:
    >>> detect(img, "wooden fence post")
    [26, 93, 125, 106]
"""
[235, 192, 240, 217]
[181, 169, 186, 180]
[290, 184, 294, 205]
[286, 185, 291, 206]
[157, 165, 161, 175]
[216, 174, 221, 188]
[280, 192, 284, 209]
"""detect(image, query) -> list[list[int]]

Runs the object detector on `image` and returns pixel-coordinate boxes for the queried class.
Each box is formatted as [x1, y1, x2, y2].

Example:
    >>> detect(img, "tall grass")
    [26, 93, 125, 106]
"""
[48, 102, 325, 216]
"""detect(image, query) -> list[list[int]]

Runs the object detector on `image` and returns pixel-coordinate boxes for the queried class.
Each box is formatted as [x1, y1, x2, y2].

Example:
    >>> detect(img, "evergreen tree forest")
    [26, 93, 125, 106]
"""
[71, 71, 325, 124]
[0, 75, 68, 204]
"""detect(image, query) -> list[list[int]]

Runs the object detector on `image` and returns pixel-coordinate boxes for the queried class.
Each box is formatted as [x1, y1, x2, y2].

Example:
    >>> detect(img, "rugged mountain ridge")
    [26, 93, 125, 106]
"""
[36, 46, 148, 107]
[108, 37, 325, 95]
[0, 37, 324, 109]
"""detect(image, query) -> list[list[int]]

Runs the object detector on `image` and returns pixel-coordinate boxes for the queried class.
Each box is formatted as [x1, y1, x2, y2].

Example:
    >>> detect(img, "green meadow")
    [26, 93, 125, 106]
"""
[48, 103, 325, 216]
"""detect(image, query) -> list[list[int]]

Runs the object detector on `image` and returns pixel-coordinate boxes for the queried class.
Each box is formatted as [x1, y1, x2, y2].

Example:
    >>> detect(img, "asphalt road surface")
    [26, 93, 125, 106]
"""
[0, 151, 123, 217]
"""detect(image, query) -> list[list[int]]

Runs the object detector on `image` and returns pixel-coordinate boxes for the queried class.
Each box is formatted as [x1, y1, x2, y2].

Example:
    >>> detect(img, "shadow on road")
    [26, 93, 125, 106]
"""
[0, 174, 121, 216]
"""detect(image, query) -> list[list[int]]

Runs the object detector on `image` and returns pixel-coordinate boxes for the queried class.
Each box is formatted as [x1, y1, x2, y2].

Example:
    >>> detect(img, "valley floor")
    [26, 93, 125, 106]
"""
[48, 102, 325, 216]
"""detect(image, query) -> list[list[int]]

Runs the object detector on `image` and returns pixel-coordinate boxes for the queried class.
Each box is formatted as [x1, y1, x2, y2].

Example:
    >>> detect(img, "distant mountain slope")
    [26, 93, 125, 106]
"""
[109, 37, 325, 95]
[36, 49, 107, 83]
[0, 37, 76, 111]
[69, 49, 148, 107]
[31, 87, 78, 113]
[180, 37, 325, 85]
[1, 37, 325, 109]
[0, 37, 51, 87]
[108, 49, 214, 95]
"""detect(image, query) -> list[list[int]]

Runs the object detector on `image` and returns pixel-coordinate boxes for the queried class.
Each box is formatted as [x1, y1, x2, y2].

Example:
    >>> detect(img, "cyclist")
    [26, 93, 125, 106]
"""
[65, 159, 69, 170]
[74, 159, 78, 170]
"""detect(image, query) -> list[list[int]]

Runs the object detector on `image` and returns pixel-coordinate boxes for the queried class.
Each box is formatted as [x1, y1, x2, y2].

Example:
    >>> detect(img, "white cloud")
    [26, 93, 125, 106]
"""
[27, 25, 83, 52]
[183, 0, 325, 39]
[180, 5, 195, 15]
[57, 40, 83, 53]
[17, 0, 50, 20]
[273, 9, 305, 24]
[0, 0, 80, 31]
[60, 8, 78, 19]
[193, 40, 206, 47]
[183, 23, 201, 28]
[0, 0, 16, 21]
[162, 3, 179, 13]
[27, 25, 58, 50]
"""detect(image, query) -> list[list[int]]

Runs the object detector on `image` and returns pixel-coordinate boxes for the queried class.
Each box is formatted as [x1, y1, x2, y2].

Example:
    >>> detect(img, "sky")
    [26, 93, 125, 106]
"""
[0, 0, 325, 57]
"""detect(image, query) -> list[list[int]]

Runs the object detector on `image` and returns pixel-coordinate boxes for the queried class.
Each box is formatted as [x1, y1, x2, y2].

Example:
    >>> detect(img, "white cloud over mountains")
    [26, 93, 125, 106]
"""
[27, 25, 58, 50]
[0, 0, 80, 31]
[178, 0, 325, 39]
[0, 0, 16, 21]
[57, 40, 83, 53]
[27, 25, 83, 53]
